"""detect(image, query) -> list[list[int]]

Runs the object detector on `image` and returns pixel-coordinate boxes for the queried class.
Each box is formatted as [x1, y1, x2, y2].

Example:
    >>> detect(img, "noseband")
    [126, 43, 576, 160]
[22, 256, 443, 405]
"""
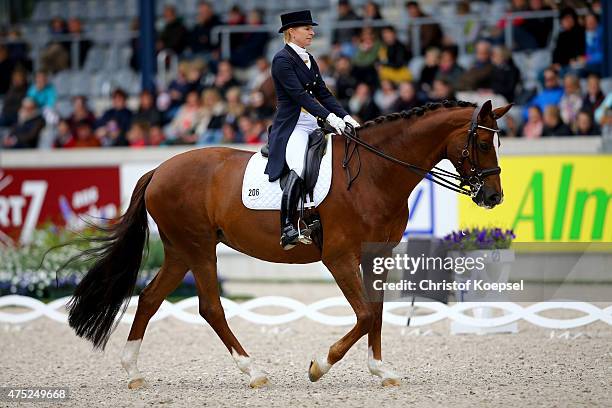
[339, 105, 501, 197]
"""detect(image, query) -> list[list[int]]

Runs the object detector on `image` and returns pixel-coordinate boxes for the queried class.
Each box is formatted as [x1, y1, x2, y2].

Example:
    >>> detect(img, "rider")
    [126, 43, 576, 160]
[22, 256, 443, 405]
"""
[265, 9, 361, 250]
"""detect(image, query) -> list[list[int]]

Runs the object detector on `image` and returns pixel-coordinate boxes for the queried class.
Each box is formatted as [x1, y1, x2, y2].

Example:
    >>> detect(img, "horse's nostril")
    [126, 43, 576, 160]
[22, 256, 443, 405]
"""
[488, 193, 501, 204]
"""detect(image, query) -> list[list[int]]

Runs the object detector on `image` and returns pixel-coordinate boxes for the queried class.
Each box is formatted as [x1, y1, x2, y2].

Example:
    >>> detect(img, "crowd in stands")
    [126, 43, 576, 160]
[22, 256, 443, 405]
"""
[0, 0, 610, 149]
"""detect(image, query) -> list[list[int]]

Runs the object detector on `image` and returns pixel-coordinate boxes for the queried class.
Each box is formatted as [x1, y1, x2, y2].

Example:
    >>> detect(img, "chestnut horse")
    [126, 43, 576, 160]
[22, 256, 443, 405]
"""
[65, 100, 511, 389]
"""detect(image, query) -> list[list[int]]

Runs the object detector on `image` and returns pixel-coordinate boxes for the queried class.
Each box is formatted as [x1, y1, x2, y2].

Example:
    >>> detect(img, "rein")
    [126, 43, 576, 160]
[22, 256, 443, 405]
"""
[338, 105, 501, 197]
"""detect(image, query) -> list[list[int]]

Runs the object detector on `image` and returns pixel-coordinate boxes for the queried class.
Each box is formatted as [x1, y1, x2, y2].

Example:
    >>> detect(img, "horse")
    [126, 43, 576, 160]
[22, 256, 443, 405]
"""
[65, 99, 512, 389]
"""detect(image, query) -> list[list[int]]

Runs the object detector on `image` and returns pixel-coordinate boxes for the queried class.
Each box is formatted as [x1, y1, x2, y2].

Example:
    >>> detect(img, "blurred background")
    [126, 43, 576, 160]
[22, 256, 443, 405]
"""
[0, 0, 610, 299]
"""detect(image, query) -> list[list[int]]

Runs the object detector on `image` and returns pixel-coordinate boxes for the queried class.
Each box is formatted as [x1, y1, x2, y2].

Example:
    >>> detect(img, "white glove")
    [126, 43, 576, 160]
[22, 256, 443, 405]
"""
[343, 115, 360, 128]
[326, 113, 346, 134]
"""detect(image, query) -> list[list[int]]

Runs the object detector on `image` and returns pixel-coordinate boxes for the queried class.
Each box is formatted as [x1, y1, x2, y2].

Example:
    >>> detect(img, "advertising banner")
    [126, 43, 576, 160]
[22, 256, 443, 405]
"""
[0, 167, 120, 244]
[458, 155, 612, 242]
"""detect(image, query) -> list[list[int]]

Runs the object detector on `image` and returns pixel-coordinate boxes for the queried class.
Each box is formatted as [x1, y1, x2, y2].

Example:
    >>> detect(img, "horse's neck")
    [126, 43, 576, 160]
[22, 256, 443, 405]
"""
[358, 113, 452, 203]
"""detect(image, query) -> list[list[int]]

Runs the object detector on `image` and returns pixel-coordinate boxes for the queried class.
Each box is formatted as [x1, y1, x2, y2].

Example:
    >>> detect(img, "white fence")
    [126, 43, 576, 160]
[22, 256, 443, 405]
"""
[1, 295, 611, 330]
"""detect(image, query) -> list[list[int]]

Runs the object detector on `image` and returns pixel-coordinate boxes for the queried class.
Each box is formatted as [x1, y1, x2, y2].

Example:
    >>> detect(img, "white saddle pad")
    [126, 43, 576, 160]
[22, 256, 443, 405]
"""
[242, 135, 333, 210]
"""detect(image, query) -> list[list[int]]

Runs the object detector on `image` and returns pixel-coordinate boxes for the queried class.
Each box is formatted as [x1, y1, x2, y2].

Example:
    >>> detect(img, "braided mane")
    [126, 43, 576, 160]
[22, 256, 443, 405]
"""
[359, 100, 477, 129]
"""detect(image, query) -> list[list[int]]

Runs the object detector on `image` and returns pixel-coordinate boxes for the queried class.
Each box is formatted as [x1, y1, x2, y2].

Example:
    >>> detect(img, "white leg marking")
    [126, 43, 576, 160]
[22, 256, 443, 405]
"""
[231, 349, 268, 388]
[367, 347, 400, 384]
[314, 354, 331, 375]
[121, 340, 145, 387]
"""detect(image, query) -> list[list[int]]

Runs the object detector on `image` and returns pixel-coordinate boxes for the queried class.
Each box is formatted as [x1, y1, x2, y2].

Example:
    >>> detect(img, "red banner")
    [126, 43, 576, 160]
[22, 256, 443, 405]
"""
[0, 167, 120, 244]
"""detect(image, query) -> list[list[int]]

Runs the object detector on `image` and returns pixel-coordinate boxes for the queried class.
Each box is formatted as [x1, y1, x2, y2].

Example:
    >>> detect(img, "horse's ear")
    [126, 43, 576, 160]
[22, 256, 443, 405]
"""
[492, 103, 514, 119]
[478, 100, 492, 119]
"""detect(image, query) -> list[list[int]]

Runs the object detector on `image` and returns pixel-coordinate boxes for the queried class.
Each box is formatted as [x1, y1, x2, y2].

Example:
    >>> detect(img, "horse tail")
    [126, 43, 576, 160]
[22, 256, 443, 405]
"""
[67, 169, 155, 350]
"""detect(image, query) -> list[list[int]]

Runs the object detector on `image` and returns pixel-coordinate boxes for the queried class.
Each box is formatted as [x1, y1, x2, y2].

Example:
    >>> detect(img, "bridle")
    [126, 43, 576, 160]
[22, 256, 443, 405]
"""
[339, 105, 501, 197]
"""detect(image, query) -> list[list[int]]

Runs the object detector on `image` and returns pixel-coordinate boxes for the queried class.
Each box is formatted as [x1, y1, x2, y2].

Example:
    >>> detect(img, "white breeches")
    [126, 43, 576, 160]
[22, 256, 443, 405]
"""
[285, 111, 319, 177]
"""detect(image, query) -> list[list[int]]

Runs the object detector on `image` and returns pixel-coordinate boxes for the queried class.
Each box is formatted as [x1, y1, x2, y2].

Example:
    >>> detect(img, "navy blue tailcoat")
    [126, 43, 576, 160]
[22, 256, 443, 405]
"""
[264, 44, 348, 182]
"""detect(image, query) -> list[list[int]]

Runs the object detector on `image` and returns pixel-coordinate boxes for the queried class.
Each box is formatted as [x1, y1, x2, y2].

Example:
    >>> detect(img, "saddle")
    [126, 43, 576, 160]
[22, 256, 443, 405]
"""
[261, 127, 328, 201]
[260, 127, 328, 249]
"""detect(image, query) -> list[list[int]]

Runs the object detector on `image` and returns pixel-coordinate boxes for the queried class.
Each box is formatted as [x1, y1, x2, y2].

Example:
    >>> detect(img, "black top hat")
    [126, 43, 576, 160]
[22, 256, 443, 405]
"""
[278, 10, 318, 33]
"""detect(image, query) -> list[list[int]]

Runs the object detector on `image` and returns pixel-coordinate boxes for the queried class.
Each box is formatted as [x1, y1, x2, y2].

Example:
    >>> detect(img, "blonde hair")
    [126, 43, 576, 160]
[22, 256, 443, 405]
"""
[283, 29, 292, 44]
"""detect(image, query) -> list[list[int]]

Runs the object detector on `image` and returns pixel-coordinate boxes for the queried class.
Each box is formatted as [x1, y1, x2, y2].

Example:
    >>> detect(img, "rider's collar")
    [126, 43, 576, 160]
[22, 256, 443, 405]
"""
[288, 42, 309, 58]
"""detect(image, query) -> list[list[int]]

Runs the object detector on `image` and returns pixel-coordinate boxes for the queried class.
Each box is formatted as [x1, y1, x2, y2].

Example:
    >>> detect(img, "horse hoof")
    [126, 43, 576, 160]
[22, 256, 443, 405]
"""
[249, 375, 269, 388]
[128, 377, 147, 389]
[308, 360, 324, 382]
[382, 377, 401, 387]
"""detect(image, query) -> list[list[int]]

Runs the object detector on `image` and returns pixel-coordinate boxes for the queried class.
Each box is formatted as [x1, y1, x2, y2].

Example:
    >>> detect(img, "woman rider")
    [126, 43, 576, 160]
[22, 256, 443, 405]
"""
[265, 10, 360, 250]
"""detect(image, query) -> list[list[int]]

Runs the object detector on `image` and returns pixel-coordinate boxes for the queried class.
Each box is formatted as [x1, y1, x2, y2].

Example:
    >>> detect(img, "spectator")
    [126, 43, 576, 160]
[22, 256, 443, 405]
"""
[133, 90, 162, 127]
[2, 98, 45, 148]
[542, 105, 572, 136]
[332, 0, 360, 53]
[523, 0, 553, 49]
[223, 86, 246, 130]
[0, 69, 28, 127]
[594, 93, 612, 126]
[129, 18, 142, 71]
[436, 45, 464, 85]
[165, 61, 191, 113]
[583, 12, 603, 76]
[127, 122, 148, 148]
[189, 1, 221, 58]
[491, 45, 521, 102]
[41, 17, 69, 73]
[521, 106, 543, 138]
[501, 114, 520, 138]
[582, 73, 605, 114]
[4, 27, 30, 71]
[363, 1, 384, 36]
[238, 114, 266, 144]
[559, 73, 583, 128]
[551, 8, 585, 70]
[196, 88, 226, 144]
[248, 90, 274, 120]
[391, 82, 419, 112]
[220, 122, 238, 143]
[524, 67, 563, 120]
[95, 88, 133, 146]
[211, 60, 240, 97]
[334, 56, 358, 108]
[373, 80, 398, 114]
[61, 120, 101, 148]
[377, 26, 412, 85]
[67, 95, 95, 133]
[158, 5, 188, 54]
[165, 90, 202, 144]
[456, 2, 481, 53]
[0, 45, 14, 94]
[226, 5, 247, 52]
[352, 27, 381, 88]
[26, 71, 57, 110]
[149, 126, 166, 146]
[430, 78, 456, 102]
[349, 83, 380, 122]
[185, 60, 206, 95]
[501, 0, 539, 51]
[457, 40, 493, 91]
[316, 55, 336, 90]
[65, 18, 92, 69]
[574, 109, 600, 136]
[246, 57, 271, 92]
[405, 1, 443, 55]
[54, 118, 74, 148]
[418, 47, 439, 93]
[230, 9, 269, 68]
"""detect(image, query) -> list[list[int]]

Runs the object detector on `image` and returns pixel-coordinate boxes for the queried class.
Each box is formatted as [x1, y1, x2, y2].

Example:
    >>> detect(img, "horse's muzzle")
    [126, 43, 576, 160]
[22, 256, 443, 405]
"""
[473, 186, 503, 209]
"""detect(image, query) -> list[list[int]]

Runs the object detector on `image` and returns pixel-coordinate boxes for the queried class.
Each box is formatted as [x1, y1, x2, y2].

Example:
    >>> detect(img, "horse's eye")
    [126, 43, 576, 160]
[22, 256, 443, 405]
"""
[478, 141, 490, 152]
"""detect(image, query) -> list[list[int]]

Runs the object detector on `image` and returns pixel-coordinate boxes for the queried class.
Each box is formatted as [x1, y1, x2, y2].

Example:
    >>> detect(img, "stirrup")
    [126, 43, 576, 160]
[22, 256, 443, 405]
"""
[297, 217, 313, 245]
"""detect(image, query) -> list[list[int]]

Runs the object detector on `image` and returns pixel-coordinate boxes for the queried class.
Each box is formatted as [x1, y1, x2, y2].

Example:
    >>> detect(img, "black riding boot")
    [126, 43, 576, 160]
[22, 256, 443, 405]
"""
[280, 170, 302, 250]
